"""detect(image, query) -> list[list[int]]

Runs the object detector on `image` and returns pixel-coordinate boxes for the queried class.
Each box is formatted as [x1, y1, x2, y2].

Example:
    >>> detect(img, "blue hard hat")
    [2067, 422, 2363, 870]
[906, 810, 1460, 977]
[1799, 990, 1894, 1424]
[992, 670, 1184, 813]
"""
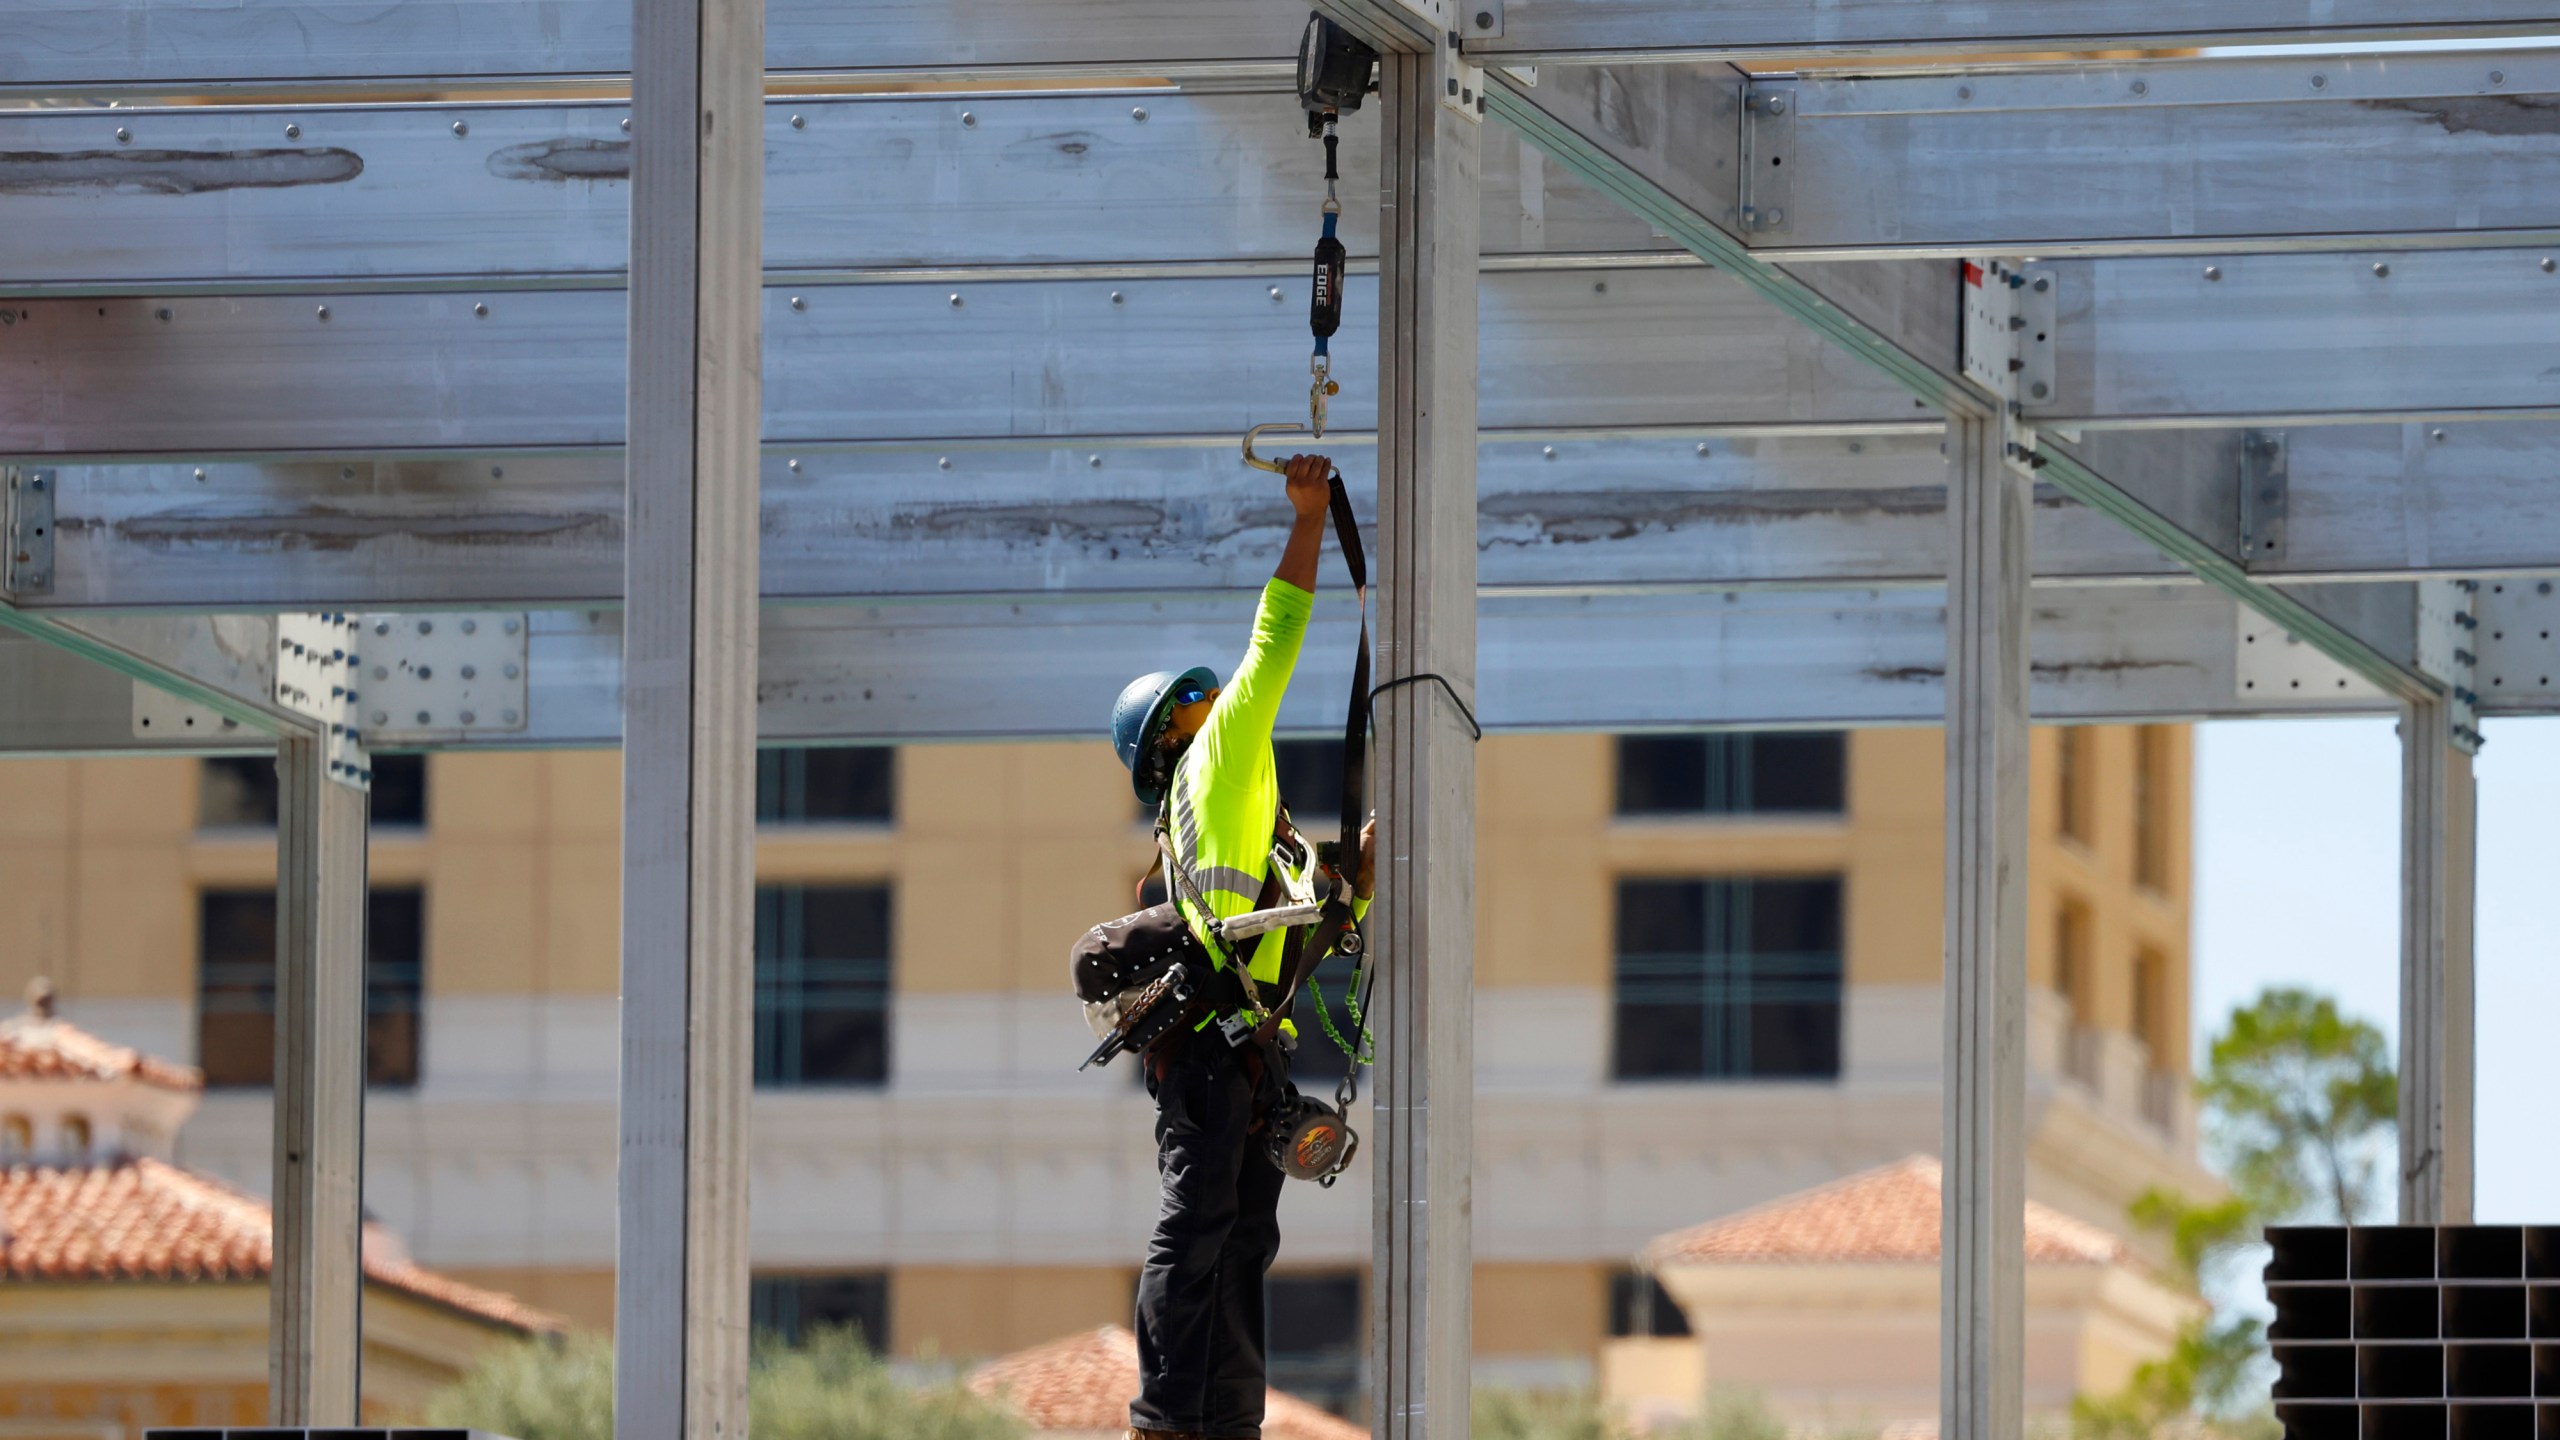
[1111, 665, 1218, 805]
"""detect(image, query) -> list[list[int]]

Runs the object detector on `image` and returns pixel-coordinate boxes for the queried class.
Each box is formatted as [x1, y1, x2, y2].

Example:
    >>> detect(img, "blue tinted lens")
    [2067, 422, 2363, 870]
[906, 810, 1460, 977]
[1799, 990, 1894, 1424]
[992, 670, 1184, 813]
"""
[1173, 683, 1209, 706]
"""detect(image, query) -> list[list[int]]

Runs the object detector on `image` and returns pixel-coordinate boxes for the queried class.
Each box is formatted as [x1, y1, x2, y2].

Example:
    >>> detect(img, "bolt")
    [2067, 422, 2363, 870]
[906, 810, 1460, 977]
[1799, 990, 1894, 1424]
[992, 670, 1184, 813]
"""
[503, 709, 520, 724]
[504, 663, 521, 679]
[504, 618, 519, 635]
[2433, 428, 2448, 442]
[1132, 106, 1149, 123]
[491, 465, 504, 479]
[373, 665, 388, 680]
[1694, 442, 1711, 457]
[2540, 582, 2553, 596]
[474, 301, 489, 317]
[1541, 445, 1556, 459]
[1765, 207, 1784, 226]
[1088, 454, 1103, 468]
[960, 111, 977, 128]
[1475, 9, 1493, 27]
[2543, 258, 2557, 274]
[193, 467, 206, 481]
[115, 127, 131, 143]
[461, 618, 476, 634]
[375, 620, 391, 635]
[2311, 73, 2328, 90]
[2204, 265, 2222, 281]
[416, 710, 431, 724]
[790, 295, 805, 311]
[1849, 440, 1865, 454]
[621, 117, 631, 132]
[787, 457, 801, 472]
[1110, 291, 1125, 304]
[460, 709, 476, 724]
[342, 466, 356, 480]
[1593, 280, 1608, 294]
[417, 665, 433, 679]
[452, 120, 468, 136]
[789, 114, 805, 130]
[938, 456, 953, 470]
[2373, 262, 2391, 278]
[1270, 286, 1284, 302]
[1956, 86, 1973, 102]
[418, 619, 433, 634]
[315, 304, 331, 321]
[1765, 94, 1786, 116]
[2033, 276, 2050, 293]
[2030, 381, 2051, 400]
[2490, 70, 2506, 86]
[948, 293, 963, 308]
[2130, 80, 2148, 97]
[285, 123, 302, 139]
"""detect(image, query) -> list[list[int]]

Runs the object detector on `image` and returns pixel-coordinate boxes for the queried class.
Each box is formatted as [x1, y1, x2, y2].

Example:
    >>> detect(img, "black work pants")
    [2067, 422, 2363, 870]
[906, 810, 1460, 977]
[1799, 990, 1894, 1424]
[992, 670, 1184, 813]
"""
[1131, 1034, 1285, 1439]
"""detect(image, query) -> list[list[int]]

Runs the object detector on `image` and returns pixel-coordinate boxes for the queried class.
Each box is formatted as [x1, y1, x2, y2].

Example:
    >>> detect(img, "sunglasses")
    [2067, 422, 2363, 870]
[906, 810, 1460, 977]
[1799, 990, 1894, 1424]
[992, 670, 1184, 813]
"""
[1171, 681, 1212, 708]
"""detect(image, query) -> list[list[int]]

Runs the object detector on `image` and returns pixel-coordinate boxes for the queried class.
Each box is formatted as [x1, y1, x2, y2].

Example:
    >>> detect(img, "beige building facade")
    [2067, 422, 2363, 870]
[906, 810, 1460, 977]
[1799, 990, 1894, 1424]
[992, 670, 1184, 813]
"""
[0, 722, 2204, 1410]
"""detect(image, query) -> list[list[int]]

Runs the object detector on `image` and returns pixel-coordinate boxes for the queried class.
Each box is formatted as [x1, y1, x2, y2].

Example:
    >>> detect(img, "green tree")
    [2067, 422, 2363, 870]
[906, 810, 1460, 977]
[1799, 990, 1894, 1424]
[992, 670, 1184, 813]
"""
[423, 1327, 1025, 1440]
[2074, 986, 2396, 1440]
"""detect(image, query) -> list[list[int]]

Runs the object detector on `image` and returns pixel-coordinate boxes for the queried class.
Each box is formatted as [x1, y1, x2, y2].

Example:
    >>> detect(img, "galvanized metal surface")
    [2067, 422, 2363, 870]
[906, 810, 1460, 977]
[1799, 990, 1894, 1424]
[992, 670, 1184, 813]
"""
[267, 730, 369, 1422]
[0, 268, 1921, 457]
[2399, 701, 2479, 1226]
[1940, 414, 2030, 1440]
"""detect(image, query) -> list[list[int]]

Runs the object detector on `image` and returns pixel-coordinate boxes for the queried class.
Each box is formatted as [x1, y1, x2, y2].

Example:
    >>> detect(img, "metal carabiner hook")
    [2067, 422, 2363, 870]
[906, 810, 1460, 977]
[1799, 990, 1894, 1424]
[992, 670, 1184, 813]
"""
[1242, 421, 1306, 474]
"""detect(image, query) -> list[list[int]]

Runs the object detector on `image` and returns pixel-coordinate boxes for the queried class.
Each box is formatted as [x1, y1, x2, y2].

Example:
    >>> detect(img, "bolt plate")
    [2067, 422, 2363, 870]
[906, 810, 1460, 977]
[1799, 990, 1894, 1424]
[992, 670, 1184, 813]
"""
[2471, 579, 2560, 705]
[1740, 82, 1795, 234]
[357, 612, 530, 743]
[4, 466, 55, 598]
[276, 612, 368, 787]
[130, 683, 248, 743]
[2236, 612, 2383, 703]
[1960, 259, 2057, 413]
[2237, 431, 2288, 569]
[2415, 578, 2481, 749]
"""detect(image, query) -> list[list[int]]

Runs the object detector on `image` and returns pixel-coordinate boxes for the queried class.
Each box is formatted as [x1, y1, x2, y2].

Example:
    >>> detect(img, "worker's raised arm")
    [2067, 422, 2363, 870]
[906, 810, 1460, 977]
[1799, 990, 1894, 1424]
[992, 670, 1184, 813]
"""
[1273, 453, 1331, 593]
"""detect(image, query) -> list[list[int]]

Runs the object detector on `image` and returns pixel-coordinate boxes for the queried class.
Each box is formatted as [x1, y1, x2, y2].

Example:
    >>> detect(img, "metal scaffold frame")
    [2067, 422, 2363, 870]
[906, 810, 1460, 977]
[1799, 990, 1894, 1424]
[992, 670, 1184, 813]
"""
[4, 0, 2550, 1431]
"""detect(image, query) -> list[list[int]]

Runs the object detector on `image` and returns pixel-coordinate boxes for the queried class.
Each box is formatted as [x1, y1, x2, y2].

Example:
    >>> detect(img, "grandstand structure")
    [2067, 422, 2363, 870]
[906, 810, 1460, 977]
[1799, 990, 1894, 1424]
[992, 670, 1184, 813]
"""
[5, 1, 2558, 1435]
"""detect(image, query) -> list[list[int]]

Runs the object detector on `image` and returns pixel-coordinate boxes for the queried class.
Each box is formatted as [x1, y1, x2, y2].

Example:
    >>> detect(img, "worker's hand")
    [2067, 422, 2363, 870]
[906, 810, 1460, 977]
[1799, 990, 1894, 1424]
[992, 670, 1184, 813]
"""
[1284, 453, 1334, 521]
[1355, 815, 1377, 900]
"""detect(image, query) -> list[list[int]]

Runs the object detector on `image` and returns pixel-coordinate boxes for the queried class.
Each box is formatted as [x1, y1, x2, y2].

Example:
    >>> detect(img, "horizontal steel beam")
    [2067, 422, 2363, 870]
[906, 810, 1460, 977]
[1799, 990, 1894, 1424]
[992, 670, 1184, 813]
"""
[1475, 0, 2560, 65]
[2039, 249, 2560, 427]
[448, 585, 2435, 747]
[1751, 51, 2560, 260]
[0, 0, 1301, 92]
[35, 422, 2560, 612]
[0, 90, 1669, 291]
[0, 631, 265, 754]
[0, 268, 1924, 457]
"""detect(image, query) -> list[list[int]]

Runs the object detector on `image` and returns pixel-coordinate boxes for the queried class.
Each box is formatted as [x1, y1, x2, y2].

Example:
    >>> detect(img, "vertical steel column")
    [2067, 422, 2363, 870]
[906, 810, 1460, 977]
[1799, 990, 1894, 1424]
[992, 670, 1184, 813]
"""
[614, 0, 763, 1422]
[2399, 697, 2477, 1224]
[269, 731, 369, 1421]
[1371, 50, 1480, 1440]
[1941, 415, 2029, 1440]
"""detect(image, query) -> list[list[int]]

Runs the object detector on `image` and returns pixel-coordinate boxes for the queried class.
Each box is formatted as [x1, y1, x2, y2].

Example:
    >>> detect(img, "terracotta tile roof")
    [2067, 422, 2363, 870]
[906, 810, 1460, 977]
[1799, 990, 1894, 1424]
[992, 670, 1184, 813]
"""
[0, 1158, 559, 1333]
[1646, 1155, 2127, 1268]
[0, 1014, 202, 1093]
[971, 1325, 1367, 1440]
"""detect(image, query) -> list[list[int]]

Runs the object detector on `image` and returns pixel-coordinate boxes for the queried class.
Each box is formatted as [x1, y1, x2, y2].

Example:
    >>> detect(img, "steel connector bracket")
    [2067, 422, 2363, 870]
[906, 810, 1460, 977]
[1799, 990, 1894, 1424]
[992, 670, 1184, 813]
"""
[2238, 430, 2290, 570]
[2418, 579, 2485, 754]
[3, 466, 54, 598]
[274, 613, 370, 790]
[1739, 81, 1796, 234]
[1960, 258, 2058, 478]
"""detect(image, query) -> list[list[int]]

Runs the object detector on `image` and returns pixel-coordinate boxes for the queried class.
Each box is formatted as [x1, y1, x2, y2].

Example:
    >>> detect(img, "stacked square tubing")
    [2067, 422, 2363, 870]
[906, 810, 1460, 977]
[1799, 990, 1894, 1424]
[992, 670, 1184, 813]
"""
[2269, 1227, 2560, 1440]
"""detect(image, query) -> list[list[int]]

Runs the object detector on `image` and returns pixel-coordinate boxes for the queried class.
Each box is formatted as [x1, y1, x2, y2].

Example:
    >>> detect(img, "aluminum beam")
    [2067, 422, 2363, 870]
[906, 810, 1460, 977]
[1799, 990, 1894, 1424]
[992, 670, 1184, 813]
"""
[0, 268, 1918, 458]
[1749, 52, 2560, 261]
[0, 0, 1299, 92]
[267, 731, 369, 1422]
[0, 630, 263, 753]
[2038, 250, 2560, 428]
[0, 91, 1667, 291]
[612, 0, 761, 1427]
[1475, 0, 2560, 65]
[1369, 47, 1479, 1440]
[2399, 700, 2479, 1225]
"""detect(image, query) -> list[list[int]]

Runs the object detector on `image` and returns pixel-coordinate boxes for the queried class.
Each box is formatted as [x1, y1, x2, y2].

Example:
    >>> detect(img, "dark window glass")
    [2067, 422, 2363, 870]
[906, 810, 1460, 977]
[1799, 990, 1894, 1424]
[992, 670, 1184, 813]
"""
[1612, 878, 1842, 1082]
[198, 755, 425, 829]
[1268, 1270, 1364, 1418]
[1275, 738, 1357, 831]
[2134, 726, 2171, 891]
[196, 887, 426, 1088]
[2057, 727, 2094, 844]
[757, 747, 894, 824]
[1615, 733, 1845, 817]
[1607, 1270, 1692, 1338]
[756, 886, 892, 1088]
[750, 1271, 890, 1350]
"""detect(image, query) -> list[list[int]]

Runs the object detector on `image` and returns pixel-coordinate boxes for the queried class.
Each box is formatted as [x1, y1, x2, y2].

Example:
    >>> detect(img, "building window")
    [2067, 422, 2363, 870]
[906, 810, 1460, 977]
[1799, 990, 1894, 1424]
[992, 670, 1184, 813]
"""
[198, 755, 427, 829]
[196, 887, 426, 1088]
[2134, 726, 2171, 892]
[757, 747, 893, 824]
[756, 886, 892, 1088]
[2056, 729, 2094, 845]
[1275, 737, 1354, 831]
[2053, 899, 2091, 1025]
[750, 1271, 890, 1351]
[1615, 733, 1845, 817]
[1607, 1270, 1692, 1338]
[1268, 1270, 1364, 1418]
[2132, 946, 2165, 1060]
[1612, 878, 1843, 1082]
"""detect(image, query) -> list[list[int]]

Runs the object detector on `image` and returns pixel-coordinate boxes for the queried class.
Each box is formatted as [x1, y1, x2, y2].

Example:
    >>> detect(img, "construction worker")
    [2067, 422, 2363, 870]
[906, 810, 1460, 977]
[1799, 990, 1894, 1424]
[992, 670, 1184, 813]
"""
[1105, 451, 1376, 1440]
